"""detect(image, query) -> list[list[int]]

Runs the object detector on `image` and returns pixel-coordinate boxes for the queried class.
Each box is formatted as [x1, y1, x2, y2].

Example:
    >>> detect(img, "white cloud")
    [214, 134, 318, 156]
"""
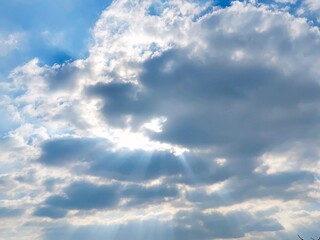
[0, 33, 21, 57]
[304, 0, 320, 11]
[87, 0, 210, 83]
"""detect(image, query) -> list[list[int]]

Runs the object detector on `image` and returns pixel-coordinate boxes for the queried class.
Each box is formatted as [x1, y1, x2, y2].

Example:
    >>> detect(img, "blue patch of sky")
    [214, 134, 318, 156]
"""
[147, 3, 164, 16]
[138, 42, 160, 56]
[0, 0, 112, 77]
[191, 0, 237, 20]
[214, 0, 233, 8]
[149, 42, 160, 52]
[0, 117, 19, 137]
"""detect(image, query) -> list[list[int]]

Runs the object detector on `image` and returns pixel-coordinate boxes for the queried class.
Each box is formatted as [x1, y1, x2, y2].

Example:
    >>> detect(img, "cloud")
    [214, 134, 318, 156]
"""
[304, 0, 320, 11]
[37, 180, 179, 215]
[33, 206, 67, 219]
[0, 207, 24, 218]
[37, 137, 233, 185]
[42, 209, 283, 240]
[43, 220, 172, 240]
[172, 210, 284, 239]
[89, 6, 320, 156]
[43, 181, 120, 210]
[1, 0, 320, 239]
[38, 138, 108, 166]
[121, 183, 179, 207]
[0, 33, 20, 57]
[187, 171, 316, 207]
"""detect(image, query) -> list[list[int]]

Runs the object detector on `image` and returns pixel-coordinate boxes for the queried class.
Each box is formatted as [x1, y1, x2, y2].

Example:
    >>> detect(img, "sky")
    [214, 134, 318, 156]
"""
[0, 0, 320, 239]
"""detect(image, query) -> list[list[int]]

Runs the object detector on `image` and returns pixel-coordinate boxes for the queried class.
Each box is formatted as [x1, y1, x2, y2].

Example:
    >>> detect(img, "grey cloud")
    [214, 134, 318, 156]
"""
[275, 218, 320, 240]
[14, 168, 36, 183]
[88, 149, 185, 181]
[86, 6, 320, 172]
[43, 209, 283, 240]
[33, 206, 67, 219]
[37, 137, 316, 208]
[39, 180, 180, 215]
[38, 137, 109, 166]
[44, 220, 172, 240]
[0, 207, 24, 218]
[45, 63, 81, 91]
[244, 218, 285, 232]
[173, 210, 283, 240]
[87, 82, 145, 127]
[43, 178, 64, 192]
[37, 137, 232, 185]
[89, 48, 320, 159]
[121, 184, 179, 207]
[87, 149, 229, 184]
[87, 48, 320, 183]
[44, 181, 120, 210]
[187, 171, 315, 207]
[83, 23, 320, 209]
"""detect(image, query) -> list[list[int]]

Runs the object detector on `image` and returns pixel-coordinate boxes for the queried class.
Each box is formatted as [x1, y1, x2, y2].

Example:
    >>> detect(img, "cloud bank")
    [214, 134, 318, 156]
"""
[0, 0, 320, 240]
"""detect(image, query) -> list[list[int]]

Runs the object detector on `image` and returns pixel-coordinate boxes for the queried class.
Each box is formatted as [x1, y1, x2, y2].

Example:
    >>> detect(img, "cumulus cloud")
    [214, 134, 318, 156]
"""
[90, 3, 320, 154]
[1, 0, 320, 239]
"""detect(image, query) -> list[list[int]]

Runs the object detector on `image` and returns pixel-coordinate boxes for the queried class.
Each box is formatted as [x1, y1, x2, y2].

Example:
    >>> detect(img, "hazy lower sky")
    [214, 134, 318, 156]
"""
[0, 0, 320, 239]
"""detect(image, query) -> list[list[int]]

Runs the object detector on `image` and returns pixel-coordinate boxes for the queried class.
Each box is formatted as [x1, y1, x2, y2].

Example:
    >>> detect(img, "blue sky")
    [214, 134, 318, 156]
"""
[1, 0, 320, 240]
[0, 0, 111, 77]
